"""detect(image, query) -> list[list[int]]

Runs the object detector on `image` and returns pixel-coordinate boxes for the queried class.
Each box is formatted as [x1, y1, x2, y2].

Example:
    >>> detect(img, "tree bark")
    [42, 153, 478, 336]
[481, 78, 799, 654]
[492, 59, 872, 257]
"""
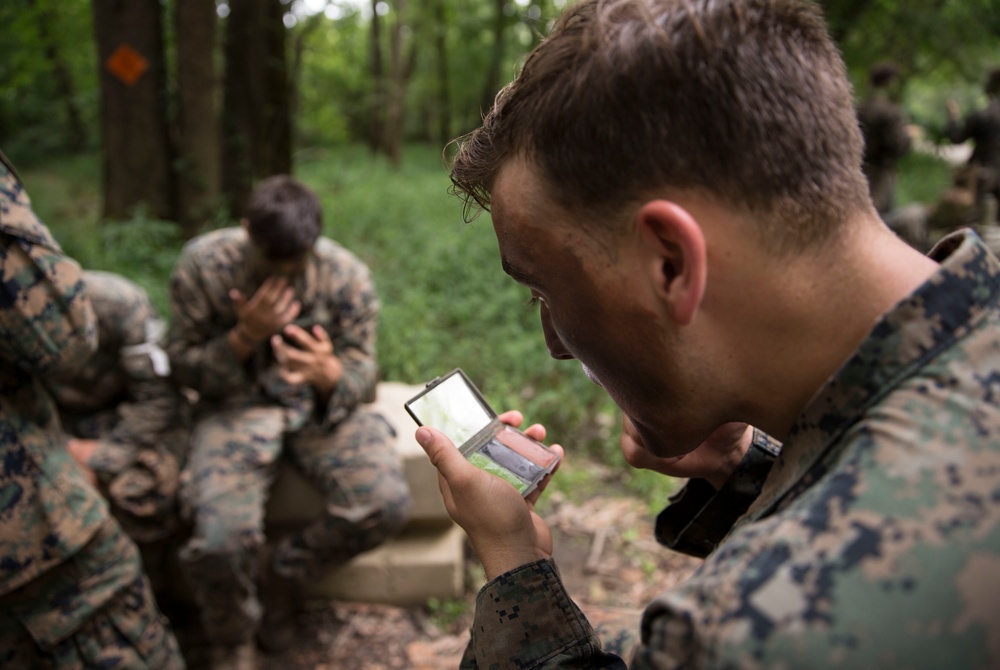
[478, 0, 508, 118]
[221, 0, 292, 218]
[92, 0, 175, 220]
[175, 0, 219, 236]
[431, 0, 451, 145]
[290, 12, 326, 151]
[368, 0, 387, 154]
[385, 0, 417, 167]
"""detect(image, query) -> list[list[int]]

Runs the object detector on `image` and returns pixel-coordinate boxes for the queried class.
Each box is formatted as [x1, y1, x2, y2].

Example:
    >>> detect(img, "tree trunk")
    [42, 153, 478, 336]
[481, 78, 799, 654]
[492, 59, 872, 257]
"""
[92, 0, 174, 220]
[368, 0, 387, 154]
[290, 13, 325, 151]
[385, 0, 416, 167]
[175, 0, 219, 236]
[431, 0, 451, 145]
[478, 0, 507, 117]
[221, 0, 292, 218]
[27, 0, 87, 151]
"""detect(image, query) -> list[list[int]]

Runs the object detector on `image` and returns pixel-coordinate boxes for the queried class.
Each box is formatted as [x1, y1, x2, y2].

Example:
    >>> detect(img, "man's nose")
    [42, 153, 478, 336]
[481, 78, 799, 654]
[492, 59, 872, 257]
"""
[540, 304, 574, 360]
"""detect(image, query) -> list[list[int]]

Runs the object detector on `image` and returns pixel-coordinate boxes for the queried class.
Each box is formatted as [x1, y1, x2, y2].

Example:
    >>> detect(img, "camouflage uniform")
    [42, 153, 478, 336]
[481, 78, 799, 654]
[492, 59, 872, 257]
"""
[461, 229, 1000, 669]
[857, 90, 911, 215]
[166, 226, 411, 646]
[44, 270, 189, 545]
[0, 152, 184, 668]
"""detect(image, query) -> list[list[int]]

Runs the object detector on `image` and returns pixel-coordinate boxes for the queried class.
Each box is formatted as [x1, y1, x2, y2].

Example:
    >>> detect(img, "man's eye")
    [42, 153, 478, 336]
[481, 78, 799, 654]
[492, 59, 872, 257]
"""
[525, 295, 541, 309]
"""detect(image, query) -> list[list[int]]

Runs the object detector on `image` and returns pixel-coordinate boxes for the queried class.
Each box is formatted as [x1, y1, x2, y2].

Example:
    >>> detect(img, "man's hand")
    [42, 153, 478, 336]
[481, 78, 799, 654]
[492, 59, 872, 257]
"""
[230, 276, 301, 343]
[66, 438, 98, 487]
[416, 410, 563, 581]
[271, 324, 343, 396]
[620, 417, 751, 490]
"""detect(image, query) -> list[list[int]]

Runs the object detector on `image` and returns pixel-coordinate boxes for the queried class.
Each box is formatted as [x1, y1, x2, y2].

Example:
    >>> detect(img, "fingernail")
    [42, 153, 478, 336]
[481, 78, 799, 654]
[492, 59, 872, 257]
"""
[415, 427, 432, 446]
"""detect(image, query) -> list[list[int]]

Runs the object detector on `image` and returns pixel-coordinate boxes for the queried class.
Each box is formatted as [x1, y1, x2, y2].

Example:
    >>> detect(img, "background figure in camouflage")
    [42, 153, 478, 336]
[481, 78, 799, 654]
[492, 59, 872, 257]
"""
[166, 175, 411, 670]
[0, 151, 184, 669]
[856, 62, 927, 249]
[947, 68, 1000, 224]
[418, 0, 1000, 667]
[44, 270, 189, 549]
[857, 61, 912, 216]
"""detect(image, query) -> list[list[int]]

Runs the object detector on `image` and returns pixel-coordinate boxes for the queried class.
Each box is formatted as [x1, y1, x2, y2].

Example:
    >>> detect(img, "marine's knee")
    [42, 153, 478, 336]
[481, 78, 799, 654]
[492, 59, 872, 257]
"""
[179, 525, 265, 571]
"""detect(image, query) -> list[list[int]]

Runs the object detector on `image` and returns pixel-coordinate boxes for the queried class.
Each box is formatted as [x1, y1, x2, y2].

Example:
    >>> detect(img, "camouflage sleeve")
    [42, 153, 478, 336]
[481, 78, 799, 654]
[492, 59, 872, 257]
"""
[320, 262, 380, 427]
[106, 316, 179, 449]
[654, 428, 781, 558]
[466, 558, 628, 669]
[0, 156, 96, 372]
[165, 247, 251, 398]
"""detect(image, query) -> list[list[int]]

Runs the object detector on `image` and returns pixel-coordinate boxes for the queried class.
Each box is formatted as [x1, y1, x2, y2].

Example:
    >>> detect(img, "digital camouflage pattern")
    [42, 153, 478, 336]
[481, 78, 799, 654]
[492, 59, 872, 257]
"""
[167, 227, 411, 645]
[461, 230, 1000, 669]
[44, 269, 189, 543]
[0, 151, 183, 668]
[0, 519, 185, 669]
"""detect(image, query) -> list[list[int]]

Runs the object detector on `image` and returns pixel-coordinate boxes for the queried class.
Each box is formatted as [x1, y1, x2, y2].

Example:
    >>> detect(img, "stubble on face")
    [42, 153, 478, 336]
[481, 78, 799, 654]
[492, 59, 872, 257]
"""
[491, 158, 705, 458]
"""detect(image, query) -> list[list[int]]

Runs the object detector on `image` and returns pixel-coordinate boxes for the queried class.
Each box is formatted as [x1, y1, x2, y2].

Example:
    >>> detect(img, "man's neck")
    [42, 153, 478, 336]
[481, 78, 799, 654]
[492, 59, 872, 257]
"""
[733, 217, 939, 441]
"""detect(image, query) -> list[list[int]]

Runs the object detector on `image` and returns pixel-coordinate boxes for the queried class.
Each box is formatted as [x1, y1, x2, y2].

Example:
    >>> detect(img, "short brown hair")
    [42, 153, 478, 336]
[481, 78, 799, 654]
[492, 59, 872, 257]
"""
[245, 175, 322, 260]
[450, 0, 871, 253]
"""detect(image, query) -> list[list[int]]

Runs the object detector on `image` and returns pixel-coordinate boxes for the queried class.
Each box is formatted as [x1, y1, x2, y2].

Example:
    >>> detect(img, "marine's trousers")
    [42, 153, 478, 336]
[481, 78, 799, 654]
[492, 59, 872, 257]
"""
[177, 405, 411, 645]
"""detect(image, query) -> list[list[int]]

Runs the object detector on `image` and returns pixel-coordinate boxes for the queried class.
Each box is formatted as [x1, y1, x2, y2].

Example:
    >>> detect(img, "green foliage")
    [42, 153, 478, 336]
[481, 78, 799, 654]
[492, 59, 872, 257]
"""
[21, 154, 186, 315]
[895, 151, 953, 208]
[835, 0, 1000, 132]
[0, 0, 98, 159]
[425, 596, 470, 628]
[294, 10, 372, 146]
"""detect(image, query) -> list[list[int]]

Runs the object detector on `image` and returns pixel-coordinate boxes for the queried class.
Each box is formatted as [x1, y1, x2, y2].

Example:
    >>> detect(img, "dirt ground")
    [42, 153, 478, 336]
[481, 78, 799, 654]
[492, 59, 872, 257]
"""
[167, 488, 702, 669]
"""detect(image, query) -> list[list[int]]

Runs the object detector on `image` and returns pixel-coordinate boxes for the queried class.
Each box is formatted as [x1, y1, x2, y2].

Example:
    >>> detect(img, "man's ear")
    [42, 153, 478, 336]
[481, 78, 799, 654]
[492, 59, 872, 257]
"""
[635, 200, 707, 326]
[240, 217, 249, 231]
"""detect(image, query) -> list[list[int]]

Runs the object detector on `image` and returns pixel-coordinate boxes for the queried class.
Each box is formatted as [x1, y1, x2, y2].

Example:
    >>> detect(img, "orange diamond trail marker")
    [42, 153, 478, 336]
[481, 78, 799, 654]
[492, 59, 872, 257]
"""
[106, 44, 149, 86]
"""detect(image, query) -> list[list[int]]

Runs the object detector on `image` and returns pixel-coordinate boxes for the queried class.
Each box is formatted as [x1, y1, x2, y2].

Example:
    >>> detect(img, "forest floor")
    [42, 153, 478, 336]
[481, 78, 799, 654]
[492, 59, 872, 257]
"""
[167, 485, 703, 669]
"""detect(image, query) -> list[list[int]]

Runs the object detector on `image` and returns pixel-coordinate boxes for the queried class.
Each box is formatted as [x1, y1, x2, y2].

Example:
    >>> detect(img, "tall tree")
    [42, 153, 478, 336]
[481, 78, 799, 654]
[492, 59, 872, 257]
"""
[430, 0, 452, 145]
[221, 0, 292, 217]
[384, 0, 417, 166]
[368, 0, 387, 154]
[174, 0, 219, 235]
[478, 0, 509, 118]
[92, 0, 174, 220]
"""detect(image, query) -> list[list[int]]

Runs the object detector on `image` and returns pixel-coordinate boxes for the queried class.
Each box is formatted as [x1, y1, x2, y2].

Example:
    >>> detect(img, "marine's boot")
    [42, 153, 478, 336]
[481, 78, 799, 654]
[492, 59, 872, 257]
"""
[209, 641, 259, 670]
[257, 548, 297, 652]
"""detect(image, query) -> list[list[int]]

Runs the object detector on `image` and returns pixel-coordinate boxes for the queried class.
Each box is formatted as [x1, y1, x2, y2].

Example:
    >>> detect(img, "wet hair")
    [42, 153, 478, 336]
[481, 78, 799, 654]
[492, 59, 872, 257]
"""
[450, 0, 871, 254]
[244, 175, 322, 260]
[869, 61, 901, 89]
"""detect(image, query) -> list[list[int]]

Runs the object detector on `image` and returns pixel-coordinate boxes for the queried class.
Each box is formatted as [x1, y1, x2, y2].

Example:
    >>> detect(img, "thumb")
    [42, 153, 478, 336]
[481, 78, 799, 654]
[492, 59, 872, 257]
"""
[415, 427, 469, 481]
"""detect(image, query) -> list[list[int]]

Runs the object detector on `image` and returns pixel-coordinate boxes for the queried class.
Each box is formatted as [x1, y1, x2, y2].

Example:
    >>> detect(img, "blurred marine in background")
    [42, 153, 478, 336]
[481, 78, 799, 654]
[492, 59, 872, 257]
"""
[0, 150, 184, 669]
